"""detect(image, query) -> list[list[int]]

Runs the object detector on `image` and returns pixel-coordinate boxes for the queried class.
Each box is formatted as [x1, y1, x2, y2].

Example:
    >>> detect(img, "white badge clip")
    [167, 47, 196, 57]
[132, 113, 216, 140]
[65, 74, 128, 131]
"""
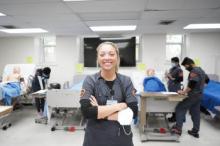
[106, 99, 118, 105]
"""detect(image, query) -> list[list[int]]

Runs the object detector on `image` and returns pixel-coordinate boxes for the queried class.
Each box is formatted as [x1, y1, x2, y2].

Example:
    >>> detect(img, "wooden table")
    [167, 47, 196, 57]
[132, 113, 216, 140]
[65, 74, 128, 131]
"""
[32, 89, 47, 98]
[0, 106, 13, 130]
[139, 92, 186, 141]
[0, 106, 13, 117]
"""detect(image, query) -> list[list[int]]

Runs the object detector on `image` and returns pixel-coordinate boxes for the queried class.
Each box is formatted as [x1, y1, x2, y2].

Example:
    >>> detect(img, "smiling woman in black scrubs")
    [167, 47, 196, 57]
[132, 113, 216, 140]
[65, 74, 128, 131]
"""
[80, 42, 138, 146]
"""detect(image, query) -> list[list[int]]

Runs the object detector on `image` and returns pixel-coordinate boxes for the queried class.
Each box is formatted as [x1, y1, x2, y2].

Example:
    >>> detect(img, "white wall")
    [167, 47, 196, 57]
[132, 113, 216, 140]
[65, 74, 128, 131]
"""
[186, 32, 220, 76]
[49, 36, 78, 85]
[0, 32, 220, 86]
[0, 37, 35, 73]
[141, 34, 170, 78]
[141, 34, 169, 71]
[141, 33, 220, 76]
[0, 36, 79, 86]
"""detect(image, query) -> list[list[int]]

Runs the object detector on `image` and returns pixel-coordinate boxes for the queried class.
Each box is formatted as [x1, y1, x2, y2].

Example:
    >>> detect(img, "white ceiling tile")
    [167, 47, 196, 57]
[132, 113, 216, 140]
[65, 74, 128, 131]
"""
[85, 20, 138, 26]
[0, 0, 220, 36]
[209, 8, 220, 18]
[0, 16, 31, 28]
[147, 0, 186, 10]
[79, 11, 140, 21]
[65, 0, 147, 13]
[147, 0, 220, 10]
[0, 16, 17, 25]
[182, 0, 220, 9]
[191, 17, 220, 24]
[0, 0, 60, 4]
[0, 2, 71, 16]
[141, 9, 215, 20]
[15, 14, 81, 24]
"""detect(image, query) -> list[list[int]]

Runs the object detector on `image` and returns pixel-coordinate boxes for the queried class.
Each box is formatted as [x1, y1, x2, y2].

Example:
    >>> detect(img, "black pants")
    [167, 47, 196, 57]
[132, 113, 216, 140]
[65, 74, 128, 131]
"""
[175, 94, 201, 132]
[35, 98, 45, 113]
[83, 120, 133, 146]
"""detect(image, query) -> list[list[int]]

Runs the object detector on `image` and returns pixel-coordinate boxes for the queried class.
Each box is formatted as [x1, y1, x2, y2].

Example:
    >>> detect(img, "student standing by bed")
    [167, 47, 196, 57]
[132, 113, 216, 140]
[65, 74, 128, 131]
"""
[80, 42, 138, 146]
[165, 57, 183, 122]
[171, 57, 209, 138]
[32, 67, 51, 117]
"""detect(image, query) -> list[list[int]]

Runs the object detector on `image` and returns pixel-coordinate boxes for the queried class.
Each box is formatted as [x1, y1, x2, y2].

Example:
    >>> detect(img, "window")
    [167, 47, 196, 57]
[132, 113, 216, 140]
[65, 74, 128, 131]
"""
[135, 36, 140, 62]
[41, 36, 56, 64]
[166, 34, 183, 61]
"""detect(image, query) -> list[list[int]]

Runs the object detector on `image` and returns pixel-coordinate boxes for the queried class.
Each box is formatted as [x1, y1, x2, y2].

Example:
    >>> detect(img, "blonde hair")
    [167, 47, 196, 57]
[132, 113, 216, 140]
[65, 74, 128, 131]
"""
[96, 42, 120, 72]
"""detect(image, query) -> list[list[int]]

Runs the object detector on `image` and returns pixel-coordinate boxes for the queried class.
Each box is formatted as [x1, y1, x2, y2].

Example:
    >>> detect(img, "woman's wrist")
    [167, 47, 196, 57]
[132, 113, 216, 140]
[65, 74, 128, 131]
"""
[107, 112, 118, 121]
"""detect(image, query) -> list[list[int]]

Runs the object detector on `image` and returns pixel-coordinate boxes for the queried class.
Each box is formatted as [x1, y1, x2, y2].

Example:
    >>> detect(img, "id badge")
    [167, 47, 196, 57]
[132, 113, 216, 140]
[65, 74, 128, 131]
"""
[106, 99, 118, 105]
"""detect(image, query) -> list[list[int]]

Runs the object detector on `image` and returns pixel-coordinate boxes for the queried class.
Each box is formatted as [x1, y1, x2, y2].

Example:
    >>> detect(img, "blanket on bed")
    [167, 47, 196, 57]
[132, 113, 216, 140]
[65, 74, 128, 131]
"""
[0, 82, 21, 105]
[201, 80, 220, 114]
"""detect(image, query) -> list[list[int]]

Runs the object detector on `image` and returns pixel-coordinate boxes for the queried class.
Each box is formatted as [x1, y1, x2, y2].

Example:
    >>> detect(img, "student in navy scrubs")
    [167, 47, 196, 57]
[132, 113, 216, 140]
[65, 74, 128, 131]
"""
[80, 42, 138, 146]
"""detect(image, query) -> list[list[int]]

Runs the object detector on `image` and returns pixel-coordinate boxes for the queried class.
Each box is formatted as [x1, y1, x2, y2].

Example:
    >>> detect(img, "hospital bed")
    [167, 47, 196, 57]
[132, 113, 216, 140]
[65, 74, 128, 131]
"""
[32, 75, 85, 130]
[46, 89, 84, 131]
[139, 92, 185, 142]
[0, 64, 35, 130]
[201, 80, 220, 118]
[46, 74, 86, 131]
[214, 106, 220, 119]
[0, 64, 36, 105]
[0, 106, 13, 130]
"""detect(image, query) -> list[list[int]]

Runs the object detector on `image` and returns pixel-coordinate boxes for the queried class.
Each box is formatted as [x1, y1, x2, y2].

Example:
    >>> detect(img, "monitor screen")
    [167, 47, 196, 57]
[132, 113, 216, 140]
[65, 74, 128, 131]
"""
[84, 37, 136, 67]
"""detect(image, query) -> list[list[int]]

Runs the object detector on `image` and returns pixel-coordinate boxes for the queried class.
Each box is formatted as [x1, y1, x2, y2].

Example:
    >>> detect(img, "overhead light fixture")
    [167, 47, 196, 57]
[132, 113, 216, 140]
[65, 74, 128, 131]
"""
[90, 25, 137, 32]
[0, 28, 48, 34]
[184, 23, 220, 29]
[0, 12, 6, 16]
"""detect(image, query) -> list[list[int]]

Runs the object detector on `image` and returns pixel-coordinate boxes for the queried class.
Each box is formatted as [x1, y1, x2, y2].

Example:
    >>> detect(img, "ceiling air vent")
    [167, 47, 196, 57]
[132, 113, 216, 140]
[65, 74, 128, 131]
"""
[159, 20, 176, 25]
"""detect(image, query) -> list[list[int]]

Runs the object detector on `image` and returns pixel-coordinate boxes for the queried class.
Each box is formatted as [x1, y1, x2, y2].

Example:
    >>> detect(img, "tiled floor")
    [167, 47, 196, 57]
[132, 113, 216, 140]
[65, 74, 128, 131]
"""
[0, 106, 219, 146]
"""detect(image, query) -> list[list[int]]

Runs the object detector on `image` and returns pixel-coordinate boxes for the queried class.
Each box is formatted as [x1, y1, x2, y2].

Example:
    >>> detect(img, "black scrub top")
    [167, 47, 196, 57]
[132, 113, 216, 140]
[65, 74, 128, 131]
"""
[168, 65, 183, 92]
[80, 72, 137, 146]
[187, 67, 207, 97]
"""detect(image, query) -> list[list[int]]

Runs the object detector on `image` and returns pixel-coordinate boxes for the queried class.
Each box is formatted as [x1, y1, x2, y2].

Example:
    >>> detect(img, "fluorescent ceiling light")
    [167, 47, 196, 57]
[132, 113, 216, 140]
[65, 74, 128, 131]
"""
[0, 28, 48, 34]
[0, 12, 6, 16]
[90, 25, 137, 32]
[184, 23, 220, 29]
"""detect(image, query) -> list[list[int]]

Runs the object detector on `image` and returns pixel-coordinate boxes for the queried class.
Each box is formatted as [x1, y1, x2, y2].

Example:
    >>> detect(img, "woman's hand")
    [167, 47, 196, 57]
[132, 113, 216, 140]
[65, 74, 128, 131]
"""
[89, 95, 99, 106]
[178, 90, 185, 95]
[117, 103, 127, 111]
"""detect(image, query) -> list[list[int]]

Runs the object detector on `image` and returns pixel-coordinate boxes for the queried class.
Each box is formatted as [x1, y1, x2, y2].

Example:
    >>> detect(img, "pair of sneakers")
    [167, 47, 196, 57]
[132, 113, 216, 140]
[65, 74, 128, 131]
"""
[171, 126, 199, 138]
[188, 129, 199, 138]
[171, 125, 182, 136]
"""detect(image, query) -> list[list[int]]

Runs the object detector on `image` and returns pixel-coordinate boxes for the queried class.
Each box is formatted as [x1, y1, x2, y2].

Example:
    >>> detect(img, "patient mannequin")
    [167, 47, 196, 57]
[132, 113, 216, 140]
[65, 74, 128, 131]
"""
[3, 66, 22, 82]
[146, 68, 155, 77]
[1, 66, 25, 107]
[143, 68, 166, 92]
